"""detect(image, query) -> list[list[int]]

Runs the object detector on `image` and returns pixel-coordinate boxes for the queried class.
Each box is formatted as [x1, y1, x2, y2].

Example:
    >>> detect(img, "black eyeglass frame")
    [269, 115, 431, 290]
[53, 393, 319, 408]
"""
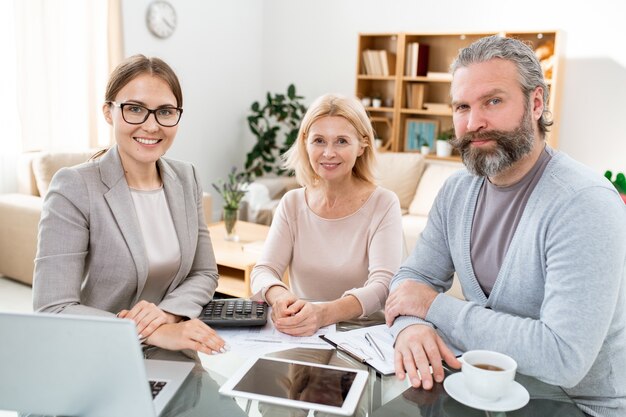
[108, 101, 183, 127]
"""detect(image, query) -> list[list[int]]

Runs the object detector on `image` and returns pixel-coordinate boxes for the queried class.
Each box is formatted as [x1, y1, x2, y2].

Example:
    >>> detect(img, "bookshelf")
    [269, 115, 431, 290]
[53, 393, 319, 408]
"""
[355, 31, 562, 158]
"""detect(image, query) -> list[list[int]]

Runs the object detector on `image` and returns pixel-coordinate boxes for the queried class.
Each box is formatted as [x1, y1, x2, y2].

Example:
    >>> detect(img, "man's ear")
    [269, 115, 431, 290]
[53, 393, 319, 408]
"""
[531, 86, 544, 121]
[102, 103, 113, 125]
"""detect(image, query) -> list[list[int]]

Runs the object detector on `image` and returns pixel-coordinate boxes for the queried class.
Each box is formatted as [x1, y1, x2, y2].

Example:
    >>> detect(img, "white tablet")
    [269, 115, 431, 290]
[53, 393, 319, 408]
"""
[219, 356, 369, 416]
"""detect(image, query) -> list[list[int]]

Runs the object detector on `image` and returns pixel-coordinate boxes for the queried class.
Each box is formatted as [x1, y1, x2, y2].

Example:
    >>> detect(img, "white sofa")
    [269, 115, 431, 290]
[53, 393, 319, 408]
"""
[0, 151, 213, 286]
[375, 152, 463, 255]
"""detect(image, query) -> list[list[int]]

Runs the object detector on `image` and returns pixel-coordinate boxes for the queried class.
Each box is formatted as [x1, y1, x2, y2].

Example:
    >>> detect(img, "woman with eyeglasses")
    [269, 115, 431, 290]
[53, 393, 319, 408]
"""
[33, 54, 227, 357]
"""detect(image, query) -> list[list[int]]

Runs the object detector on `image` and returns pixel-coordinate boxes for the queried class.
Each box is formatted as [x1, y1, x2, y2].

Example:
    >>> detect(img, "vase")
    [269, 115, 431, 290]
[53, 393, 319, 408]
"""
[223, 207, 239, 241]
[436, 140, 452, 157]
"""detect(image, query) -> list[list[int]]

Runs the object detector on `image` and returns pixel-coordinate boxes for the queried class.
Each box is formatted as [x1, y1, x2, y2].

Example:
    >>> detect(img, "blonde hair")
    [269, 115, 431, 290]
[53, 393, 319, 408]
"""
[283, 94, 376, 188]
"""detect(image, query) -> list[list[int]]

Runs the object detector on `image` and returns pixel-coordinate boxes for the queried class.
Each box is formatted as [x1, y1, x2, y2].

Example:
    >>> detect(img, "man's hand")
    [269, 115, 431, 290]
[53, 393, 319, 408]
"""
[385, 281, 439, 326]
[117, 300, 180, 339]
[145, 319, 226, 355]
[394, 324, 461, 389]
[273, 301, 325, 336]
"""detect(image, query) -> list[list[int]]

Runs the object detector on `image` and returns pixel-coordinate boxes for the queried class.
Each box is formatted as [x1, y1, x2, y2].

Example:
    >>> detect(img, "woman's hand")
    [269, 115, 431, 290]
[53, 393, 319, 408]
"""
[266, 286, 300, 320]
[145, 319, 227, 355]
[273, 301, 325, 336]
[117, 300, 180, 339]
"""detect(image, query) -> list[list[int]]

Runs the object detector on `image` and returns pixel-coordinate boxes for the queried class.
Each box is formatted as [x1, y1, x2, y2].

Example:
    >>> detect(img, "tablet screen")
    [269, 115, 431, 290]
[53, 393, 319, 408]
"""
[234, 358, 357, 407]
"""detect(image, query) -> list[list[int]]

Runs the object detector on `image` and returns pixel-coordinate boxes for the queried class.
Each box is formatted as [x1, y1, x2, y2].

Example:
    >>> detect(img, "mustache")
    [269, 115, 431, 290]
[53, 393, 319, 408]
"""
[450, 129, 512, 149]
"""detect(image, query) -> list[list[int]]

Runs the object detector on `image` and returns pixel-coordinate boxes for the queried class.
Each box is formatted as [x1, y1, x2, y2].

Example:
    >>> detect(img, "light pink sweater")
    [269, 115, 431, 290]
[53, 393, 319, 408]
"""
[250, 186, 403, 316]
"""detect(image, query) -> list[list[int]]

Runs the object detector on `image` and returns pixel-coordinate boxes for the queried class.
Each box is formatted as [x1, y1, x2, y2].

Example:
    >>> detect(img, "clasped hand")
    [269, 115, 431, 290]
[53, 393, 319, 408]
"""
[271, 294, 325, 337]
[118, 300, 226, 355]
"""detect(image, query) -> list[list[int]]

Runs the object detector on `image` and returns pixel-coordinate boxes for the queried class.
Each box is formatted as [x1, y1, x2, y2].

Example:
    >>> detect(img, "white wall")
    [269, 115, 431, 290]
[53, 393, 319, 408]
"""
[122, 0, 264, 218]
[123, 0, 626, 219]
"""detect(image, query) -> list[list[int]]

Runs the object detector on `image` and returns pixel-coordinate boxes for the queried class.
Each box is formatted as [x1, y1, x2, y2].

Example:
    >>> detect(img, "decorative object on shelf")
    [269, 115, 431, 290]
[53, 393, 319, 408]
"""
[534, 40, 555, 79]
[146, 0, 177, 39]
[405, 118, 439, 152]
[245, 84, 307, 178]
[212, 167, 249, 241]
[371, 92, 382, 108]
[435, 128, 455, 158]
[360, 97, 372, 107]
[420, 144, 431, 155]
[604, 170, 626, 204]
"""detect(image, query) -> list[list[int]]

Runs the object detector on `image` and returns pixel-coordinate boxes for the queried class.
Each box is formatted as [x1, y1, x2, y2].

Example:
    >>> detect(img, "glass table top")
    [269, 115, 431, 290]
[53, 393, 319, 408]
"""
[159, 316, 585, 417]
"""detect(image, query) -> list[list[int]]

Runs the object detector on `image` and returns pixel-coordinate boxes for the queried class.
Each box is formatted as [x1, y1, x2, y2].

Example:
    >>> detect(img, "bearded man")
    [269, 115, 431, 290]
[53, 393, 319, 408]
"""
[384, 35, 626, 417]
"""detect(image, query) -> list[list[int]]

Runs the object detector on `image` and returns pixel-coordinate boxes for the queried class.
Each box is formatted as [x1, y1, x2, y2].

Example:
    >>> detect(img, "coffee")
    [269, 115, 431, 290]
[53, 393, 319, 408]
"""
[473, 363, 504, 371]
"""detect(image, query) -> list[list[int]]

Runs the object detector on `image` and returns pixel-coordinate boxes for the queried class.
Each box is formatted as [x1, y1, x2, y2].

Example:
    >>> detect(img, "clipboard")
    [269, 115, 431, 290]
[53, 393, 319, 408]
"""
[320, 324, 396, 376]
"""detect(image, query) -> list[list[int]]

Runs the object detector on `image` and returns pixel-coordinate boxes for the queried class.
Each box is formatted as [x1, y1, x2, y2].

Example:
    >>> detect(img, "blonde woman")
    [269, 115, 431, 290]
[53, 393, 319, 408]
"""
[251, 94, 402, 336]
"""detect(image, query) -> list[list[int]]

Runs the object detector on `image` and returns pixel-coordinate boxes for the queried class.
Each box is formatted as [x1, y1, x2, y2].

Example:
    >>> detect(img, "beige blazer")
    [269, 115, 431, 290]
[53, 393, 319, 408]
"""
[34, 146, 218, 319]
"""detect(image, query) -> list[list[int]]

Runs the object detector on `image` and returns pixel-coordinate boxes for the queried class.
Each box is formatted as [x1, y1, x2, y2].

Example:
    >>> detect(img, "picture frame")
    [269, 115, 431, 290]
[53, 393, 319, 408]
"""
[404, 118, 439, 151]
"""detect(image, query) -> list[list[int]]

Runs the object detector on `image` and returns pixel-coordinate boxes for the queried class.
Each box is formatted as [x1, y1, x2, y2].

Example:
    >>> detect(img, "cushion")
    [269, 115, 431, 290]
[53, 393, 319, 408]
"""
[401, 215, 429, 256]
[376, 152, 426, 209]
[408, 162, 462, 216]
[32, 151, 94, 197]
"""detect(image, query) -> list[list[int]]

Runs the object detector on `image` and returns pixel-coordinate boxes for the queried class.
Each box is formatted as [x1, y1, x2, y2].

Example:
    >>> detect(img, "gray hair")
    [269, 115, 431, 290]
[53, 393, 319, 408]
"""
[450, 35, 553, 135]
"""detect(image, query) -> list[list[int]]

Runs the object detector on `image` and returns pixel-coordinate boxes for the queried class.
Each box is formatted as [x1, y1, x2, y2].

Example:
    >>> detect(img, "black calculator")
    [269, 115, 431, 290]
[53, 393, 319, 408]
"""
[199, 299, 268, 327]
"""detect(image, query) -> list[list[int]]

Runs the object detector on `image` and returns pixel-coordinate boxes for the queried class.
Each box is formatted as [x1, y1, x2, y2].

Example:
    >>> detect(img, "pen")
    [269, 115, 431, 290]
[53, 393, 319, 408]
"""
[364, 332, 385, 361]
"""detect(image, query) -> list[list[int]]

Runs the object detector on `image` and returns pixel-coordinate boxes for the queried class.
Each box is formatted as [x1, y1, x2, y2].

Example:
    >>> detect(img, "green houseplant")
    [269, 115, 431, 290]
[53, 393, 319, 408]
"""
[245, 84, 307, 178]
[604, 170, 626, 204]
[212, 167, 249, 240]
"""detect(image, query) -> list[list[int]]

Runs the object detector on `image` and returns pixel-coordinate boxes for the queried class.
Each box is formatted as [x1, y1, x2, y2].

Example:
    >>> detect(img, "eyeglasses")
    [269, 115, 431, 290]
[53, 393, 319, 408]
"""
[108, 102, 183, 127]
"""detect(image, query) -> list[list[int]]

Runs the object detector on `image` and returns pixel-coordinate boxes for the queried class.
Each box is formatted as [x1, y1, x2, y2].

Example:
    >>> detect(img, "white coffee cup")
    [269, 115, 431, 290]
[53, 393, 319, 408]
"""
[460, 350, 517, 401]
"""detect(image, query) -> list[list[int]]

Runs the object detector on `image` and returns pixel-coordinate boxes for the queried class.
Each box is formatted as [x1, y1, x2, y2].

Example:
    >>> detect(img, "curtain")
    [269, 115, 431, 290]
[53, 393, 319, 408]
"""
[0, 0, 120, 193]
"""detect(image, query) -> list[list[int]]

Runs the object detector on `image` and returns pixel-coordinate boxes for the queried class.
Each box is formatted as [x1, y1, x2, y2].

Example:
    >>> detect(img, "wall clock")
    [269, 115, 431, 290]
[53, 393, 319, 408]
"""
[146, 0, 177, 39]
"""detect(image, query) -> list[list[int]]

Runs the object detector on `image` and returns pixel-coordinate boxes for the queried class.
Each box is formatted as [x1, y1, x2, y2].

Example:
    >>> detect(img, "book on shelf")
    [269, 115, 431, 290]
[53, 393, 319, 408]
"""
[379, 50, 396, 76]
[405, 42, 429, 77]
[423, 102, 452, 113]
[426, 71, 453, 81]
[405, 83, 427, 109]
[362, 49, 396, 76]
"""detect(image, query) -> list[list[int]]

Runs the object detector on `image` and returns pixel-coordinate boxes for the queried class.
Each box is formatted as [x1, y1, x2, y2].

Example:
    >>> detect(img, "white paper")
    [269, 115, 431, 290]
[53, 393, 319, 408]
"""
[217, 309, 335, 355]
[322, 324, 396, 375]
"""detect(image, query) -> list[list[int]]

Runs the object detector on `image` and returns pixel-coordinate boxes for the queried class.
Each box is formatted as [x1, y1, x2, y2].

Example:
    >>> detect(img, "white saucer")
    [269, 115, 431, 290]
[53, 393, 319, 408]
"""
[443, 372, 530, 412]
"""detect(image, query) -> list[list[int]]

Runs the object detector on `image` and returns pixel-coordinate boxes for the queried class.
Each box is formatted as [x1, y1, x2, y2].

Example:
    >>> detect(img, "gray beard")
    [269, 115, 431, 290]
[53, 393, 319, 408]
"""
[450, 109, 535, 178]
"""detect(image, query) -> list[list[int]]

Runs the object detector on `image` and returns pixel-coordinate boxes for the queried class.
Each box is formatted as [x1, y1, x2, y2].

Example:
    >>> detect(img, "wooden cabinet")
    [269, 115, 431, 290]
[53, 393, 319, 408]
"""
[355, 31, 562, 158]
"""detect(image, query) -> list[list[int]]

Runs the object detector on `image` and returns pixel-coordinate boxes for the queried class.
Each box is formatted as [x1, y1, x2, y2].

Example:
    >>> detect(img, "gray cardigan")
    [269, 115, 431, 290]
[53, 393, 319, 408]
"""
[34, 146, 218, 319]
[390, 149, 626, 417]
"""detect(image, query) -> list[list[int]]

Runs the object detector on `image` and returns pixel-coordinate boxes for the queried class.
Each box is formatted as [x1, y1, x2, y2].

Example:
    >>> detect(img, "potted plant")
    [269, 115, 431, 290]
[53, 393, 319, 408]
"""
[245, 84, 307, 179]
[436, 128, 455, 157]
[212, 167, 249, 241]
[419, 135, 431, 155]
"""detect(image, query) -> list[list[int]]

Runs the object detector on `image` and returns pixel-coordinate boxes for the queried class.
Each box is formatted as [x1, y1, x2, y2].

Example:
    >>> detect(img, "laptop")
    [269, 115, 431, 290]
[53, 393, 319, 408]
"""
[0, 312, 194, 417]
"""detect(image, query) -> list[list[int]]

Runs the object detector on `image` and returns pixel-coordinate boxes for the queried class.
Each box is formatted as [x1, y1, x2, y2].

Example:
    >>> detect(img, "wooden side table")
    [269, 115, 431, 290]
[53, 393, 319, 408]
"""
[207, 221, 271, 298]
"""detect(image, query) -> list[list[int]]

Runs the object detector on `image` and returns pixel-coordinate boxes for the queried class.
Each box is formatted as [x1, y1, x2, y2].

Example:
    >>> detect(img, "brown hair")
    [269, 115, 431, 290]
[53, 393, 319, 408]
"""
[105, 54, 182, 107]
[283, 94, 376, 188]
